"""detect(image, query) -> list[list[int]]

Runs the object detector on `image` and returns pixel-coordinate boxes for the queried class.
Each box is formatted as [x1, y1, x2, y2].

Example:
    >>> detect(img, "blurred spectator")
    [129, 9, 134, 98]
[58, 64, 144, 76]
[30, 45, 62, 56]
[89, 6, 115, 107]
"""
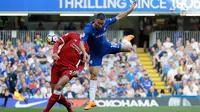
[132, 75, 142, 90]
[0, 18, 3, 30]
[126, 67, 136, 82]
[32, 89, 43, 98]
[76, 87, 87, 98]
[116, 84, 126, 97]
[191, 37, 199, 53]
[138, 88, 147, 97]
[40, 81, 51, 98]
[34, 34, 43, 47]
[35, 23, 45, 30]
[126, 83, 135, 97]
[147, 86, 159, 97]
[99, 76, 109, 90]
[163, 37, 174, 49]
[141, 17, 153, 51]
[141, 74, 153, 93]
[64, 22, 76, 30]
[53, 22, 63, 30]
[80, 21, 85, 30]
[5, 38, 12, 48]
[23, 36, 34, 52]
[64, 86, 76, 98]
[7, 67, 17, 93]
[109, 86, 118, 98]
[159, 89, 165, 97]
[0, 88, 12, 107]
[173, 69, 183, 91]
[71, 79, 83, 94]
[18, 19, 28, 30]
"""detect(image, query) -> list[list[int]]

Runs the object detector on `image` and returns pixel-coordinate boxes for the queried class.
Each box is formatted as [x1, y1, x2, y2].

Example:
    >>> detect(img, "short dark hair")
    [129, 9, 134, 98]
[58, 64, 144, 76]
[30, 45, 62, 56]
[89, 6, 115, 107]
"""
[95, 13, 106, 20]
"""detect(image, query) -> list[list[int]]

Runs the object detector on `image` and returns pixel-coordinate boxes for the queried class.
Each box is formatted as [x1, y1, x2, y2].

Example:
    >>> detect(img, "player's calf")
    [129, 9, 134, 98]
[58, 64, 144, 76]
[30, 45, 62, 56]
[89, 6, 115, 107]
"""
[85, 67, 99, 110]
[43, 89, 62, 112]
[57, 94, 74, 112]
[44, 75, 70, 112]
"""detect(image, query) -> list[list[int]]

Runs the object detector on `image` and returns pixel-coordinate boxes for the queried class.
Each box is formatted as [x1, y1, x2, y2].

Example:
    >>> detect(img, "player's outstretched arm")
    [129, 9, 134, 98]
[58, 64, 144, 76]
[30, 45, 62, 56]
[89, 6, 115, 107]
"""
[80, 41, 87, 54]
[80, 40, 89, 62]
[116, 2, 136, 20]
[80, 31, 90, 62]
[52, 34, 71, 60]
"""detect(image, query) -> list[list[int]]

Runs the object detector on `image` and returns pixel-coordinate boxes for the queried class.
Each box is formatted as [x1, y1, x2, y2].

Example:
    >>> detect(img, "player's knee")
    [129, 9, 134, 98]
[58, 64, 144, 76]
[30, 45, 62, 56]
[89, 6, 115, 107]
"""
[90, 74, 98, 80]
[54, 84, 62, 91]
[51, 85, 55, 91]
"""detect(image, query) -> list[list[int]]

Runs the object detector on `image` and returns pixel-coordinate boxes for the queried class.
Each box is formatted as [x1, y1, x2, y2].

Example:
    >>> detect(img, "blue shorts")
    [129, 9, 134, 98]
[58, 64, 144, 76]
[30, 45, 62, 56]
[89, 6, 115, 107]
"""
[89, 42, 122, 66]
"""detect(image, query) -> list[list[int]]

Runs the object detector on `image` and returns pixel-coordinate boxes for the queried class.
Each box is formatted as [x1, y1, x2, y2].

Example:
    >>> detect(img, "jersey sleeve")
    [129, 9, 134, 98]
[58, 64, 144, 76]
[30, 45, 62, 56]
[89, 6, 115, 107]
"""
[53, 33, 71, 53]
[106, 17, 117, 26]
[80, 26, 91, 42]
[59, 33, 71, 43]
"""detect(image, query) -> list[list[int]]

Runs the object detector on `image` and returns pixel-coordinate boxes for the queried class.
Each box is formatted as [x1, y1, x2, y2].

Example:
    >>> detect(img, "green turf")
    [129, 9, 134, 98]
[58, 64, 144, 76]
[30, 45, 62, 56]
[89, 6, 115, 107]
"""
[0, 107, 200, 112]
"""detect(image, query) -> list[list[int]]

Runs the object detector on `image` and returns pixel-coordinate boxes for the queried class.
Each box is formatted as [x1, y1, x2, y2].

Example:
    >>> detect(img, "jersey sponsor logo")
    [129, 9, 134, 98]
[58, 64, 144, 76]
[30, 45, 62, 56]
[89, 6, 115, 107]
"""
[89, 60, 93, 64]
[96, 99, 159, 107]
[15, 100, 48, 108]
[96, 32, 106, 38]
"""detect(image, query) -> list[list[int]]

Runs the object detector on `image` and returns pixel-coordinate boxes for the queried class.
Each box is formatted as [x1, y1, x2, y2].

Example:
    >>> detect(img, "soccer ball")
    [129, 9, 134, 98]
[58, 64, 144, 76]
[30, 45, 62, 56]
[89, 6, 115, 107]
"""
[46, 33, 59, 45]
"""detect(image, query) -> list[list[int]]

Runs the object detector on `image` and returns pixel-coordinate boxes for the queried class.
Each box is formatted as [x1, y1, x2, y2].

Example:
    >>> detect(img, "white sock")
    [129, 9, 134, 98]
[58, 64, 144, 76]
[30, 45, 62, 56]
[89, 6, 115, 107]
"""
[89, 80, 97, 102]
[122, 39, 132, 46]
[53, 90, 61, 100]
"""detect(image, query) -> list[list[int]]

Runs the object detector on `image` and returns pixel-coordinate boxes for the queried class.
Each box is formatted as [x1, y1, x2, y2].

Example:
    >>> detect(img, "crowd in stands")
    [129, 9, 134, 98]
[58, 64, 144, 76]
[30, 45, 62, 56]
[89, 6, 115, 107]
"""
[0, 34, 160, 99]
[151, 37, 200, 96]
[1, 32, 200, 100]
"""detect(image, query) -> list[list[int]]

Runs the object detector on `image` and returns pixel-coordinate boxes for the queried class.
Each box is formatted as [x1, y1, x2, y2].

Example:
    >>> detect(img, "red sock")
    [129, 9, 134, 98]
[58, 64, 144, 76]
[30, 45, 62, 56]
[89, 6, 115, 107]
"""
[43, 93, 60, 112]
[57, 94, 71, 108]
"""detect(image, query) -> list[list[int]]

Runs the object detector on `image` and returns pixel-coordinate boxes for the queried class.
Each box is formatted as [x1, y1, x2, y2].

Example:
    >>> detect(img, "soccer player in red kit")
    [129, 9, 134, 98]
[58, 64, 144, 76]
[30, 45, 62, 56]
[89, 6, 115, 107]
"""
[43, 32, 89, 112]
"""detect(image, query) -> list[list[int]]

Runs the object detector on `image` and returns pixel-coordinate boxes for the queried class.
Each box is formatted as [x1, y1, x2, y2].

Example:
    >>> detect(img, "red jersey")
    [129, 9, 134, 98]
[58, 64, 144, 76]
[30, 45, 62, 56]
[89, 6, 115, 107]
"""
[53, 32, 89, 71]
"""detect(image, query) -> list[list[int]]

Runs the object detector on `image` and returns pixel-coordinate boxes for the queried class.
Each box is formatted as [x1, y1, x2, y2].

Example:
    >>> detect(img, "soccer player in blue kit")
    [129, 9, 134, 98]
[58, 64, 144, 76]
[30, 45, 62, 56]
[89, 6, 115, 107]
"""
[79, 2, 137, 110]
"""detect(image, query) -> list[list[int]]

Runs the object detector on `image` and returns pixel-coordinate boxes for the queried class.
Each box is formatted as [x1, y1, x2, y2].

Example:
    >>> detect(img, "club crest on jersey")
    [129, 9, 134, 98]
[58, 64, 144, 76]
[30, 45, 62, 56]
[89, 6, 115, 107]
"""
[89, 60, 93, 64]
[80, 33, 85, 38]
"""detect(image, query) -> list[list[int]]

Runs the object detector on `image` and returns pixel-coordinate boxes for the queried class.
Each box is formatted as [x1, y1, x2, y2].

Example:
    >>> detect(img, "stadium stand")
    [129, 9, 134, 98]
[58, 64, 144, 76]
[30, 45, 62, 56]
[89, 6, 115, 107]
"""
[150, 37, 200, 96]
[1, 30, 200, 100]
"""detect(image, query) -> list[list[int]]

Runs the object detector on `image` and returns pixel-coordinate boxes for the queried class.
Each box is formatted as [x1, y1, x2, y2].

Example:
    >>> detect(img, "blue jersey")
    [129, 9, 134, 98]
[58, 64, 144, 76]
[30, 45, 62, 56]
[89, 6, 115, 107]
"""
[81, 17, 117, 56]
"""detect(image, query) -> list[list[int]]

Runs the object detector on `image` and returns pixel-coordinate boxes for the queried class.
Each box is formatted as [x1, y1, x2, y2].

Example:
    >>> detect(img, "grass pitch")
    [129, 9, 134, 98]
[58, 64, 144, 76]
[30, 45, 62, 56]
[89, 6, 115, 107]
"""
[0, 106, 200, 112]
